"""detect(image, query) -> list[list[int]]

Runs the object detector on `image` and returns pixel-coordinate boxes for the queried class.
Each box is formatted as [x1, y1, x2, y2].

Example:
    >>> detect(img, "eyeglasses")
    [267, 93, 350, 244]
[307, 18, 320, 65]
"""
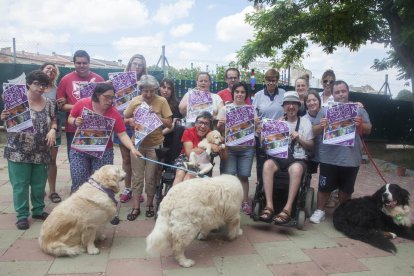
[141, 89, 156, 94]
[266, 80, 278, 84]
[226, 77, 239, 81]
[323, 80, 334, 84]
[31, 81, 47, 88]
[101, 94, 116, 100]
[195, 121, 210, 127]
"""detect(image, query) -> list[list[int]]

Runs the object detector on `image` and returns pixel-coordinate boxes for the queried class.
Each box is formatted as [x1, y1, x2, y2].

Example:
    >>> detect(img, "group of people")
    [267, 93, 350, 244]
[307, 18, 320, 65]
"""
[2, 49, 371, 231]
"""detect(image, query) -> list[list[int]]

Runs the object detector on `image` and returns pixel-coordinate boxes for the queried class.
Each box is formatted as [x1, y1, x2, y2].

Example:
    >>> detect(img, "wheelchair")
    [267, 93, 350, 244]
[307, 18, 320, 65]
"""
[153, 125, 216, 219]
[250, 147, 317, 229]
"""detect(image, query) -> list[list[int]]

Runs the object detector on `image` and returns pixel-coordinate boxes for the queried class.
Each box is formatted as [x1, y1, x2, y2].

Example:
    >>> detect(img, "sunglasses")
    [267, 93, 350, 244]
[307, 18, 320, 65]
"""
[323, 80, 334, 84]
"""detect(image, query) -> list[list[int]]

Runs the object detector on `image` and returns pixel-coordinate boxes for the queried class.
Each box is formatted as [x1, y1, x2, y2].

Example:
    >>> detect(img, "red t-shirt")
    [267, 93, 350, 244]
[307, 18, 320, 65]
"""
[70, 98, 126, 149]
[180, 127, 202, 154]
[57, 71, 104, 132]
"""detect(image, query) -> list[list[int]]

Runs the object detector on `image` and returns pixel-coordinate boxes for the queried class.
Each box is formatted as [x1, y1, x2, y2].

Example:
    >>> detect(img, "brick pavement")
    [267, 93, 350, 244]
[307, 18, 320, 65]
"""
[0, 145, 413, 276]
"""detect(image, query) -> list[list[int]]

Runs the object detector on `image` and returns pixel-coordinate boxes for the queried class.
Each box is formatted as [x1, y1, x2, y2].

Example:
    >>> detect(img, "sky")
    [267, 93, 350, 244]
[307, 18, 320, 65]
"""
[0, 0, 409, 96]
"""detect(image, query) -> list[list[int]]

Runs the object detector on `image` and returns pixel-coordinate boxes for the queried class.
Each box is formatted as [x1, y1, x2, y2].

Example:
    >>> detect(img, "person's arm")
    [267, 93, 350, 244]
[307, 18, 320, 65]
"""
[46, 117, 58, 147]
[178, 93, 188, 116]
[313, 117, 327, 135]
[117, 131, 142, 157]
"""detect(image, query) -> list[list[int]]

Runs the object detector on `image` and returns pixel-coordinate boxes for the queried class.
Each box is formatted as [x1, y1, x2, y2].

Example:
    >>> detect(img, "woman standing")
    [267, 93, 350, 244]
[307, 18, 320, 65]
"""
[178, 72, 223, 126]
[217, 82, 255, 215]
[159, 78, 183, 163]
[295, 75, 309, 116]
[68, 83, 141, 193]
[40, 62, 65, 203]
[117, 54, 148, 204]
[124, 75, 173, 220]
[2, 70, 57, 230]
[319, 70, 336, 107]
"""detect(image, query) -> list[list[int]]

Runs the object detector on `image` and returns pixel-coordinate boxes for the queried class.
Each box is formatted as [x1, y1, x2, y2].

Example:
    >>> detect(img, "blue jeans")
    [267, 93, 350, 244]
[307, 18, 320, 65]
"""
[223, 147, 255, 177]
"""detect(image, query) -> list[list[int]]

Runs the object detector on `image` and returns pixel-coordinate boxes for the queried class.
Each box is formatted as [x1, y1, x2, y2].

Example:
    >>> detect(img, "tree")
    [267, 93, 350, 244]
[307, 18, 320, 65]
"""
[396, 89, 413, 101]
[237, 0, 414, 108]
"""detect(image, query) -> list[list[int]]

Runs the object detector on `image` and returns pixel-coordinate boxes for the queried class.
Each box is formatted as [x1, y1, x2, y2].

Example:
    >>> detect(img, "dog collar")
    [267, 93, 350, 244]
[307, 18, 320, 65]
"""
[394, 213, 405, 222]
[88, 178, 118, 206]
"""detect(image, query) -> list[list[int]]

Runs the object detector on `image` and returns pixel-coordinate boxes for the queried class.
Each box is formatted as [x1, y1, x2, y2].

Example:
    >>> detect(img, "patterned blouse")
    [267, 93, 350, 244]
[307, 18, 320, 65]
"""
[4, 99, 56, 164]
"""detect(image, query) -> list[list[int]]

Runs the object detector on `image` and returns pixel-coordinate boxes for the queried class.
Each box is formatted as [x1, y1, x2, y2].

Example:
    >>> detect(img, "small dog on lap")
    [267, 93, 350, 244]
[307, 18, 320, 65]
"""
[146, 174, 243, 267]
[39, 165, 126, 256]
[333, 183, 414, 253]
[184, 130, 225, 175]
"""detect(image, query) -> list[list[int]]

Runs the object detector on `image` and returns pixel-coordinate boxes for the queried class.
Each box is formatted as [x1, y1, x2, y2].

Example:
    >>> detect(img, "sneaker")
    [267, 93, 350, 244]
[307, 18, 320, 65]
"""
[138, 194, 145, 203]
[241, 201, 252, 215]
[120, 188, 132, 203]
[310, 209, 325, 224]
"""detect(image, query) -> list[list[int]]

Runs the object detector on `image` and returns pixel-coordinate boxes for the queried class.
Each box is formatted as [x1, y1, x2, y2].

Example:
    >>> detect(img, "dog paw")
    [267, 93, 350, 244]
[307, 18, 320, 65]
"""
[238, 229, 243, 236]
[179, 258, 195, 268]
[87, 247, 100, 255]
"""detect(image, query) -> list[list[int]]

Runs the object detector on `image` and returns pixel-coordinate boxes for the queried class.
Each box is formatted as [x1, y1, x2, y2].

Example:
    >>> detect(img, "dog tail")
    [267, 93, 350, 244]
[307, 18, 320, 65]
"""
[39, 238, 84, 257]
[333, 216, 397, 253]
[146, 215, 171, 255]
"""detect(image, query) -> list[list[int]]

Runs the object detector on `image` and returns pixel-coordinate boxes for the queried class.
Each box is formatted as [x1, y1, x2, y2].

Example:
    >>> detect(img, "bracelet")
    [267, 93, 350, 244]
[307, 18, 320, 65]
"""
[51, 127, 58, 132]
[73, 119, 77, 127]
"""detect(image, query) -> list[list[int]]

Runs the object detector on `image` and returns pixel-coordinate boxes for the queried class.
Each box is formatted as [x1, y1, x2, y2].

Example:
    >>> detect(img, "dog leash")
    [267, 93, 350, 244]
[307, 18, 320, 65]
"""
[361, 138, 388, 184]
[140, 156, 209, 178]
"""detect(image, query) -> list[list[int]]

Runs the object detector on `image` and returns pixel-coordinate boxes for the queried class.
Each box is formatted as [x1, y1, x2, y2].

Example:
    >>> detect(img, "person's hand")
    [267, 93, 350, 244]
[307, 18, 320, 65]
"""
[1, 110, 10, 120]
[56, 97, 66, 109]
[217, 117, 225, 128]
[45, 129, 56, 147]
[290, 130, 299, 141]
[74, 117, 83, 127]
[319, 118, 328, 128]
[130, 147, 142, 158]
[353, 116, 363, 127]
[211, 144, 222, 153]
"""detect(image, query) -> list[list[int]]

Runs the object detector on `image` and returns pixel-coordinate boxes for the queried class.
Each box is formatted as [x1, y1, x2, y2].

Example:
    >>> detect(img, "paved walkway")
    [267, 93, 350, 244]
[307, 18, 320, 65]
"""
[0, 145, 413, 276]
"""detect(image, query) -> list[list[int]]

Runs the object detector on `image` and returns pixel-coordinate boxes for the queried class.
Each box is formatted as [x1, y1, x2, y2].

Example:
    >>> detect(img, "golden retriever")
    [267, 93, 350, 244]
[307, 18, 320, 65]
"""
[184, 130, 225, 175]
[39, 165, 125, 256]
[146, 174, 243, 267]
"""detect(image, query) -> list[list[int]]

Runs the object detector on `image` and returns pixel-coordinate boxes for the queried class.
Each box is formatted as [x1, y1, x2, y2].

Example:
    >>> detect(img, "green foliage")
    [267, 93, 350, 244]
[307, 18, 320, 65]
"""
[238, 0, 414, 88]
[396, 89, 413, 101]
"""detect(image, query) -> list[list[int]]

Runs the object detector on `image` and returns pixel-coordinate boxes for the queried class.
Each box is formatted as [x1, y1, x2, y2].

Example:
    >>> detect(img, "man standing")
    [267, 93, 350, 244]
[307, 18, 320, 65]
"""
[309, 80, 372, 224]
[57, 50, 104, 157]
[217, 68, 251, 105]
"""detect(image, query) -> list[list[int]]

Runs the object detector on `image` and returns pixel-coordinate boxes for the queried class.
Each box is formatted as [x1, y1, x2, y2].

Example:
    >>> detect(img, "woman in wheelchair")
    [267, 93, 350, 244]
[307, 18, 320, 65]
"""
[259, 91, 314, 225]
[172, 111, 225, 185]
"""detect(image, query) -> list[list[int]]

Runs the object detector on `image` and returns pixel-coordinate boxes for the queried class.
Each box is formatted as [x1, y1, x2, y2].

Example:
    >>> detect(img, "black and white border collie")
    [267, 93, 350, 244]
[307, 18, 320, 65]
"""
[333, 183, 414, 253]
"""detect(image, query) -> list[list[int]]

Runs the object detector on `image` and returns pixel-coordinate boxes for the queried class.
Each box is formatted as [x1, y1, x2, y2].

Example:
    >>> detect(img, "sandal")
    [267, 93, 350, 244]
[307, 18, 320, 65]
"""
[259, 207, 274, 223]
[127, 208, 140, 221]
[49, 192, 62, 203]
[146, 206, 155, 218]
[273, 209, 291, 225]
[16, 218, 29, 230]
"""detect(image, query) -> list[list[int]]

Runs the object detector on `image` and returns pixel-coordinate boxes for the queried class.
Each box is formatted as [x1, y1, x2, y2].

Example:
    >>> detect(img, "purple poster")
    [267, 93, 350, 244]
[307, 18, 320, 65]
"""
[71, 108, 115, 159]
[323, 103, 358, 147]
[2, 83, 34, 133]
[261, 119, 290, 158]
[133, 102, 163, 149]
[109, 71, 139, 113]
[225, 105, 255, 146]
[186, 89, 213, 123]
[79, 82, 97, 99]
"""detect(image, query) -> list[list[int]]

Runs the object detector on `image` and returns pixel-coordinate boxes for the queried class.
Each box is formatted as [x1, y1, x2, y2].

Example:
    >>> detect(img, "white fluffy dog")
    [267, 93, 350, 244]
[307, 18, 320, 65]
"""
[184, 130, 225, 175]
[39, 165, 125, 256]
[146, 174, 243, 267]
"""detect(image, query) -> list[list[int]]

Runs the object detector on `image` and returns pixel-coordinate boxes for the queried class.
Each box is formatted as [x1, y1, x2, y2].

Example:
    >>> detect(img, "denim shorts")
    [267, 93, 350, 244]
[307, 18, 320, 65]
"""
[223, 147, 255, 177]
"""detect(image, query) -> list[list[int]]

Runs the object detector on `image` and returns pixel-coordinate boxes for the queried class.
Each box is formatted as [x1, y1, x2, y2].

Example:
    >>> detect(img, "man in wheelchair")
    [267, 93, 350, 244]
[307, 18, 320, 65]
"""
[259, 91, 314, 225]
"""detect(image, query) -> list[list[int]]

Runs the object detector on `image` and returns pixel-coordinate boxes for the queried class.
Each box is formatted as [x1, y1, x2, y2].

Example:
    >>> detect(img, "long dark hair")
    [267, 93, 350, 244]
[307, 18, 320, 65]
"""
[160, 78, 179, 114]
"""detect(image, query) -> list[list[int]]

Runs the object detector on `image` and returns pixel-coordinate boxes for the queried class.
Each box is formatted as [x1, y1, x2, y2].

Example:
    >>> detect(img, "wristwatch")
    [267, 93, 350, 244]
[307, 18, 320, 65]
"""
[52, 127, 58, 132]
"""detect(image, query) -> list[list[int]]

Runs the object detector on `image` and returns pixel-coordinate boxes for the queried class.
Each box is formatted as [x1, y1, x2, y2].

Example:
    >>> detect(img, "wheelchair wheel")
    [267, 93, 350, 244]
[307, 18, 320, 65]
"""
[297, 210, 305, 230]
[251, 200, 262, 221]
[305, 187, 314, 218]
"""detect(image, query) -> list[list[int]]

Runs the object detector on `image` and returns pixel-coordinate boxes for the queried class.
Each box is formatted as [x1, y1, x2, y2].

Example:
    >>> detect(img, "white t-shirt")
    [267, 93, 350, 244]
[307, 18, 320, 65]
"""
[286, 116, 314, 159]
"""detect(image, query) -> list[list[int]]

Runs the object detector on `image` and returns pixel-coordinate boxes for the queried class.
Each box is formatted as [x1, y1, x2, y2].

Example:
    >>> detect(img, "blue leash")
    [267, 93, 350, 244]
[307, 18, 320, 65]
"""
[140, 156, 209, 178]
